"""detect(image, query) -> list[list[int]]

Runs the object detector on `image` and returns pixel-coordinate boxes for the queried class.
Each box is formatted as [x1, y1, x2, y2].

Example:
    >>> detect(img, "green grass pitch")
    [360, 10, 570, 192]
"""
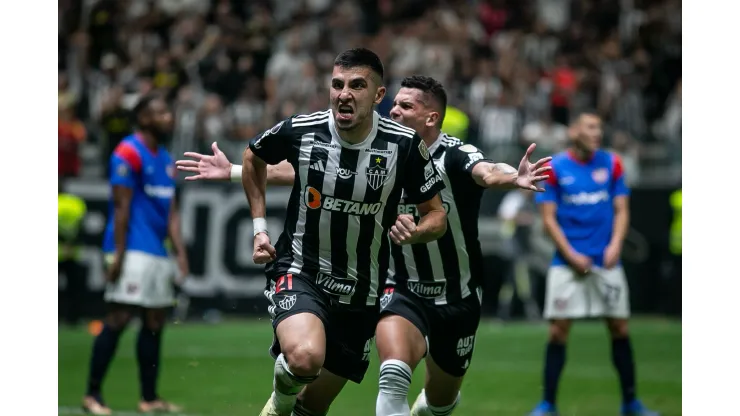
[58, 318, 681, 415]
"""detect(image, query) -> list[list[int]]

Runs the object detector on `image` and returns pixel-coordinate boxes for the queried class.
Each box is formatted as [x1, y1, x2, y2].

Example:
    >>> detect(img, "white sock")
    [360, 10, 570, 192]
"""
[411, 389, 460, 416]
[376, 359, 413, 416]
[272, 354, 318, 414]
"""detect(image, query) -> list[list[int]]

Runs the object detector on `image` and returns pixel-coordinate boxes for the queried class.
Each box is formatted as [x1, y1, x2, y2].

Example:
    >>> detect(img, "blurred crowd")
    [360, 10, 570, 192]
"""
[59, 0, 681, 186]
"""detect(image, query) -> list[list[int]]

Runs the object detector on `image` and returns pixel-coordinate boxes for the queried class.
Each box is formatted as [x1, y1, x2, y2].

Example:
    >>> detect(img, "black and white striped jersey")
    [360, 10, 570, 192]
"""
[388, 134, 493, 305]
[248, 110, 446, 306]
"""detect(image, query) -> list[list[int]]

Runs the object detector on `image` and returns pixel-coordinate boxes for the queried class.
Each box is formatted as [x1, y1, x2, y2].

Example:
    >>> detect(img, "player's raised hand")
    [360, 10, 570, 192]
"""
[253, 232, 277, 264]
[515, 143, 552, 192]
[390, 214, 418, 245]
[176, 142, 232, 181]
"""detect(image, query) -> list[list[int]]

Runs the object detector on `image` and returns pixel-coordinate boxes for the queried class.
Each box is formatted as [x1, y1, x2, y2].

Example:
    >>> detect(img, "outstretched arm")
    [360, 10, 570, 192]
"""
[232, 161, 295, 186]
[471, 144, 552, 191]
[176, 142, 295, 186]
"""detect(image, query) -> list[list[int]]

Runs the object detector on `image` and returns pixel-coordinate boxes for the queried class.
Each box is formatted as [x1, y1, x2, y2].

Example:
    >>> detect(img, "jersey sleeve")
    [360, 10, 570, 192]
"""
[534, 162, 559, 204]
[446, 143, 494, 187]
[610, 153, 630, 197]
[247, 117, 294, 165]
[402, 134, 446, 204]
[109, 141, 141, 188]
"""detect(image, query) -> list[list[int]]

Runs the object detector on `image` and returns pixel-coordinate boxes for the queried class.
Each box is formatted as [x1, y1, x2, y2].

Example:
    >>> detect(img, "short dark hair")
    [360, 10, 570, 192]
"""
[132, 93, 161, 127]
[570, 109, 601, 125]
[334, 48, 384, 80]
[401, 75, 448, 124]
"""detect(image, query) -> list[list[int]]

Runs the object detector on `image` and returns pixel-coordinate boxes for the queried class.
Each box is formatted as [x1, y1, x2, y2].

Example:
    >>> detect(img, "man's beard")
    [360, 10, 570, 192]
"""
[151, 128, 173, 144]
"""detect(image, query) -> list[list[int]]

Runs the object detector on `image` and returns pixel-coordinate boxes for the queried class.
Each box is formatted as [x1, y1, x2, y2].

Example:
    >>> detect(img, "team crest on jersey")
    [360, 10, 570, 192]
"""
[117, 164, 128, 177]
[366, 155, 389, 190]
[278, 294, 296, 311]
[591, 168, 609, 184]
[380, 287, 394, 309]
[418, 141, 430, 160]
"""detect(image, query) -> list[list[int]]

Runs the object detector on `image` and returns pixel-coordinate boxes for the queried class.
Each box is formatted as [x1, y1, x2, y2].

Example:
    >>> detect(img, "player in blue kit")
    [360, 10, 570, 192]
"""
[527, 111, 658, 416]
[82, 94, 189, 415]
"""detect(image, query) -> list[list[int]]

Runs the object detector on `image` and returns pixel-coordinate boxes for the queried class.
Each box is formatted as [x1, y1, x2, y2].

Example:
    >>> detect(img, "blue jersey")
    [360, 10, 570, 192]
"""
[535, 149, 629, 267]
[102, 134, 175, 257]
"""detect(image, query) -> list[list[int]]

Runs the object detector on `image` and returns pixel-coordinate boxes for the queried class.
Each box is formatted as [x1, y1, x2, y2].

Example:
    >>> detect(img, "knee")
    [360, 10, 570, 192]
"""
[283, 342, 324, 377]
[607, 319, 629, 338]
[105, 311, 132, 331]
[548, 320, 571, 344]
[143, 315, 166, 333]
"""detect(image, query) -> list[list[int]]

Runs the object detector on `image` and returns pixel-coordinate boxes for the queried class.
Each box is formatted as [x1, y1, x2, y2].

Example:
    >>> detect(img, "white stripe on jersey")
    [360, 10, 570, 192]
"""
[288, 133, 317, 275]
[441, 134, 462, 147]
[377, 126, 414, 139]
[317, 142, 341, 287]
[293, 110, 331, 121]
[378, 118, 416, 135]
[293, 116, 330, 127]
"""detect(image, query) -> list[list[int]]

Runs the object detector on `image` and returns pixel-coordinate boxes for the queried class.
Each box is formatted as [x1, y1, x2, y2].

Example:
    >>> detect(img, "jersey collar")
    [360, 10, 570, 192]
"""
[328, 109, 379, 149]
[425, 132, 446, 156]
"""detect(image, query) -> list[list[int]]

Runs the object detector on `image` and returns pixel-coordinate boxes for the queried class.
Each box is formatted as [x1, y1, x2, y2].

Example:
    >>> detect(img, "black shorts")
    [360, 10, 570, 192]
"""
[265, 273, 378, 384]
[379, 283, 481, 377]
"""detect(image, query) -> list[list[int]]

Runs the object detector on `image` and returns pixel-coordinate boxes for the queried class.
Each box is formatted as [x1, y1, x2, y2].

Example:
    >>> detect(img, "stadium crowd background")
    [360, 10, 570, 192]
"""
[57, 2, 682, 413]
[58, 0, 682, 322]
[58, 0, 681, 187]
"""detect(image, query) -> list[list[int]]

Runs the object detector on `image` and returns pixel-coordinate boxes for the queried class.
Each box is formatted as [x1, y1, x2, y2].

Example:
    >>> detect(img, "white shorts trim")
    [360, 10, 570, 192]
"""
[543, 265, 630, 319]
[103, 251, 175, 308]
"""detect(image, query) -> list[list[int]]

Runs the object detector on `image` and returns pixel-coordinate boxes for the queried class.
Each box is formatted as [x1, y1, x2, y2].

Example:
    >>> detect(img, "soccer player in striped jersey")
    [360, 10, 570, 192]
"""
[178, 76, 551, 416]
[190, 48, 447, 416]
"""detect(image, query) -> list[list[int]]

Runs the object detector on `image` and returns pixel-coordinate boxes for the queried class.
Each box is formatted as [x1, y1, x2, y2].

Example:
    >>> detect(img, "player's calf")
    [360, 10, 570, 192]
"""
[536, 319, 571, 411]
[375, 314, 427, 416]
[606, 318, 638, 408]
[410, 356, 463, 416]
[85, 306, 133, 401]
[294, 367, 348, 414]
[137, 308, 167, 403]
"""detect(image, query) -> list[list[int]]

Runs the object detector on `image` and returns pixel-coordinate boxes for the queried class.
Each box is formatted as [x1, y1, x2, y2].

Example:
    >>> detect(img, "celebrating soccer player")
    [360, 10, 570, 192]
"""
[178, 74, 551, 416]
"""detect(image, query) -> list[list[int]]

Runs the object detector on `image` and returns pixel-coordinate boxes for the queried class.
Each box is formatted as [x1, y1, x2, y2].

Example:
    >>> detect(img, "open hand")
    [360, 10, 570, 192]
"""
[515, 143, 553, 192]
[176, 142, 232, 182]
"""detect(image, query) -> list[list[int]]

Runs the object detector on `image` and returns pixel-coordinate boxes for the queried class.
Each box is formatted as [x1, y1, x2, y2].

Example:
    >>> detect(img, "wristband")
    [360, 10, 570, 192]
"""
[253, 217, 268, 236]
[230, 164, 243, 183]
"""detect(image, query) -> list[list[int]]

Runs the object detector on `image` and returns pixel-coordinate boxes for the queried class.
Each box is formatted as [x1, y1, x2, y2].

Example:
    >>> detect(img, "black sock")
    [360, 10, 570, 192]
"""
[543, 342, 566, 405]
[86, 325, 124, 397]
[136, 327, 163, 402]
[611, 337, 636, 404]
